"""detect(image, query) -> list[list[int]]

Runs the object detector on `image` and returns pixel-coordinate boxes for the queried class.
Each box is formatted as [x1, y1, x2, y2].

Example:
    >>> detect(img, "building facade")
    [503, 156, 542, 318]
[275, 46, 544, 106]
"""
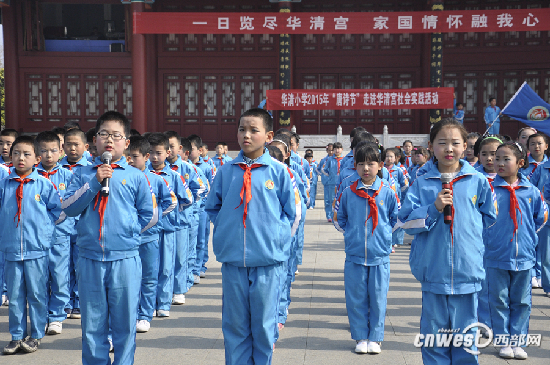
[2, 0, 550, 148]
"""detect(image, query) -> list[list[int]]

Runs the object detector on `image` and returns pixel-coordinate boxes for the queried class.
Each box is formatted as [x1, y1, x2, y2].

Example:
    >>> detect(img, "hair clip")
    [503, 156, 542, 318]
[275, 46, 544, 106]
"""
[484, 136, 503, 144]
[514, 142, 523, 152]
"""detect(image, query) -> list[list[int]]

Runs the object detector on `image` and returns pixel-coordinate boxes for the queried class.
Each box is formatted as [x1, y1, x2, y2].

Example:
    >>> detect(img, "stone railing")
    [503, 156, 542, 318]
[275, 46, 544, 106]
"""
[294, 125, 430, 150]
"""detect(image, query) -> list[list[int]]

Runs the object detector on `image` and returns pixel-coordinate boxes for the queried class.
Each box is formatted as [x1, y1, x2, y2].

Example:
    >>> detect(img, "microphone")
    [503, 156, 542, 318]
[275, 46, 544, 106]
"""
[101, 151, 112, 197]
[440, 174, 452, 225]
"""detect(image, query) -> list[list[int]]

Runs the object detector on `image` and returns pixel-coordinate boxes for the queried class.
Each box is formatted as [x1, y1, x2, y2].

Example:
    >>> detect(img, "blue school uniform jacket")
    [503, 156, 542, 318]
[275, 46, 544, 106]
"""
[530, 160, 550, 194]
[484, 105, 501, 125]
[150, 165, 192, 233]
[306, 160, 318, 185]
[317, 155, 330, 185]
[0, 169, 63, 261]
[453, 99, 464, 123]
[334, 176, 399, 266]
[0, 164, 9, 179]
[322, 155, 345, 185]
[205, 149, 298, 267]
[213, 155, 230, 169]
[141, 169, 178, 243]
[36, 163, 75, 241]
[336, 167, 394, 205]
[196, 157, 216, 185]
[386, 164, 409, 199]
[62, 156, 155, 261]
[291, 160, 310, 206]
[485, 174, 548, 271]
[290, 151, 306, 174]
[520, 155, 548, 180]
[397, 161, 497, 295]
[340, 150, 355, 171]
[60, 155, 91, 235]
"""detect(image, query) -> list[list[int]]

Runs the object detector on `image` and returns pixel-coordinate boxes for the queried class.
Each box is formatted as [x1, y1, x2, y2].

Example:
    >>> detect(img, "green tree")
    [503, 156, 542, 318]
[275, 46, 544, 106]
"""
[0, 69, 4, 127]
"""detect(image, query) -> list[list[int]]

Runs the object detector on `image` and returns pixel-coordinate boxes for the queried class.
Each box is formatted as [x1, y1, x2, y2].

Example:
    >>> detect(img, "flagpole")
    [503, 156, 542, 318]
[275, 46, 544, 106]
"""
[483, 81, 527, 137]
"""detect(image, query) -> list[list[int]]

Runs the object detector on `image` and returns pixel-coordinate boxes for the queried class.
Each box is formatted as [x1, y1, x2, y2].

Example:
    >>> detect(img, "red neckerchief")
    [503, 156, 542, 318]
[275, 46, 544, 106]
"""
[14, 176, 32, 227]
[236, 163, 263, 228]
[502, 185, 523, 239]
[63, 163, 78, 171]
[350, 180, 383, 234]
[39, 169, 58, 189]
[170, 165, 178, 172]
[217, 156, 224, 166]
[447, 175, 468, 243]
[5, 162, 13, 168]
[335, 157, 343, 174]
[93, 164, 121, 243]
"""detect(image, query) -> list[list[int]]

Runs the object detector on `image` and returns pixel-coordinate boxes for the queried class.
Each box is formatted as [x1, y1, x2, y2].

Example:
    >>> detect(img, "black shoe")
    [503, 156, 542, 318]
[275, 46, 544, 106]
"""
[3, 340, 22, 355]
[20, 338, 40, 353]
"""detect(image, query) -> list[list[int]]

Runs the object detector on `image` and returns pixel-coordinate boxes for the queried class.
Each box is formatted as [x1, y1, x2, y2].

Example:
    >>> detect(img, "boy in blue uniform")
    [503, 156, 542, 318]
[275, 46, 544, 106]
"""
[1, 136, 62, 354]
[322, 142, 344, 222]
[206, 108, 297, 365]
[148, 133, 192, 317]
[128, 136, 182, 331]
[62, 111, 155, 365]
[304, 152, 318, 209]
[484, 97, 502, 135]
[213, 141, 229, 168]
[0, 128, 18, 167]
[36, 131, 75, 335]
[0, 163, 11, 306]
[453, 93, 465, 124]
[163, 132, 206, 303]
[61, 128, 91, 319]
[189, 134, 215, 282]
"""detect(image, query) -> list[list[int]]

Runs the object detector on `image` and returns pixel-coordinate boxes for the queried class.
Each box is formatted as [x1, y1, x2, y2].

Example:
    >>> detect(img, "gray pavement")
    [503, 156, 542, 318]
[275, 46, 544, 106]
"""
[1, 199, 549, 364]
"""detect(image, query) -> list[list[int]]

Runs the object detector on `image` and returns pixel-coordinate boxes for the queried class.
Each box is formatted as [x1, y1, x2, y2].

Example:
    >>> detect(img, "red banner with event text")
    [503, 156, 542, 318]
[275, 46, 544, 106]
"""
[134, 9, 550, 35]
[266, 88, 454, 110]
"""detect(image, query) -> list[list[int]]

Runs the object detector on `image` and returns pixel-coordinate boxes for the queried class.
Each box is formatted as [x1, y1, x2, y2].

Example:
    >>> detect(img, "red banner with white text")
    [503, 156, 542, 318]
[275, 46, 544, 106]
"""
[266, 88, 454, 110]
[134, 9, 550, 35]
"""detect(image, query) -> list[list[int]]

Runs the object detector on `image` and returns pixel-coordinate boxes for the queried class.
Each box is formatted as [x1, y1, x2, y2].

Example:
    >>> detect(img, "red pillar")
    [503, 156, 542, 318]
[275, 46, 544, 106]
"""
[131, 2, 147, 133]
[3, 5, 21, 131]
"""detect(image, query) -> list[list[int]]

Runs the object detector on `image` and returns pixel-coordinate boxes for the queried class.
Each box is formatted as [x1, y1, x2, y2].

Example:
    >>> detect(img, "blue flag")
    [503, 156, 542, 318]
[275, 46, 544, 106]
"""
[502, 82, 550, 135]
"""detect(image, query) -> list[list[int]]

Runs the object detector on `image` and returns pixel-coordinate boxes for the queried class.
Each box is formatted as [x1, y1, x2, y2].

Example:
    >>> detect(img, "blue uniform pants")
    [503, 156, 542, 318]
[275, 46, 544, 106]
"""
[477, 262, 491, 327]
[392, 227, 405, 246]
[139, 239, 160, 322]
[195, 210, 210, 275]
[66, 240, 80, 310]
[420, 291, 479, 365]
[47, 238, 70, 323]
[77, 255, 141, 365]
[532, 234, 542, 279]
[487, 267, 531, 340]
[221, 263, 283, 365]
[0, 251, 5, 297]
[296, 218, 305, 266]
[173, 226, 190, 295]
[278, 237, 298, 325]
[157, 230, 176, 311]
[487, 121, 500, 135]
[324, 184, 335, 220]
[540, 226, 550, 292]
[310, 183, 317, 208]
[345, 261, 390, 342]
[5, 256, 48, 341]
[187, 216, 199, 289]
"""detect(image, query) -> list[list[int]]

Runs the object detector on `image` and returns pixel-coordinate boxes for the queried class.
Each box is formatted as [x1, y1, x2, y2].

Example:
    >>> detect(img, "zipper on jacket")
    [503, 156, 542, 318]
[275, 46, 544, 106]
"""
[20, 196, 24, 261]
[451, 232, 454, 295]
[243, 227, 247, 267]
[102, 221, 105, 261]
[515, 233, 519, 271]
[365, 199, 368, 266]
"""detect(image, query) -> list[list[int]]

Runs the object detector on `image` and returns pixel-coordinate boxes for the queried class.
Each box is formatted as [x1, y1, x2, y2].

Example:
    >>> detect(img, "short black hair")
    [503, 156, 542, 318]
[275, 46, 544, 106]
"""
[489, 97, 496, 103]
[402, 139, 413, 147]
[181, 137, 192, 154]
[240, 108, 273, 132]
[164, 130, 180, 142]
[351, 131, 376, 150]
[147, 132, 170, 151]
[64, 121, 81, 132]
[86, 128, 96, 144]
[267, 145, 284, 163]
[0, 129, 19, 139]
[35, 131, 61, 147]
[354, 142, 384, 179]
[11, 135, 39, 156]
[65, 128, 87, 144]
[326, 143, 334, 148]
[429, 118, 468, 145]
[305, 152, 314, 158]
[333, 142, 343, 149]
[96, 111, 131, 138]
[497, 142, 527, 169]
[216, 141, 225, 147]
[187, 134, 203, 149]
[202, 143, 209, 150]
[350, 126, 366, 139]
[128, 135, 151, 156]
[130, 129, 141, 137]
[51, 126, 65, 137]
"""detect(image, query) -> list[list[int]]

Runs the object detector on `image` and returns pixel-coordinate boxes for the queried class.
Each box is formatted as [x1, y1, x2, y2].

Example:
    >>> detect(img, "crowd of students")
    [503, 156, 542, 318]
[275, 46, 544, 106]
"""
[320, 121, 549, 363]
[0, 107, 549, 365]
